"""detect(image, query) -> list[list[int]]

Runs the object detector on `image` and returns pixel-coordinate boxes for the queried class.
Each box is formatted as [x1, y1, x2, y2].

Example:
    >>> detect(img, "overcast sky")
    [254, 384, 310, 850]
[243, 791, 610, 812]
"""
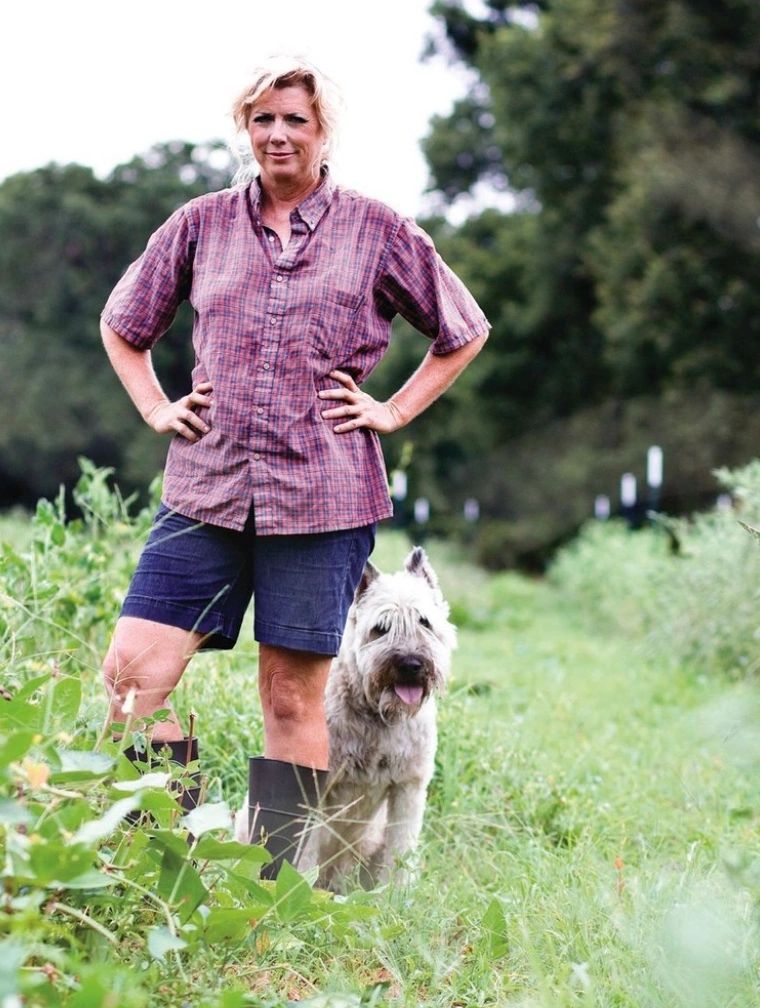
[2, 0, 476, 217]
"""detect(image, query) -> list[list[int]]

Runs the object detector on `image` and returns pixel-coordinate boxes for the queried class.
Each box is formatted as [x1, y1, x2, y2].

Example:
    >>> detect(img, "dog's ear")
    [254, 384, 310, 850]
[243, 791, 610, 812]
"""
[405, 547, 438, 590]
[355, 560, 381, 599]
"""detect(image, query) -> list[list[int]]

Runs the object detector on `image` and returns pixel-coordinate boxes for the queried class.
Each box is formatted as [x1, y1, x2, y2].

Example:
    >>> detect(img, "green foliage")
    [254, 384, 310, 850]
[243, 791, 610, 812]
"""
[0, 467, 386, 1005]
[550, 459, 760, 677]
[588, 111, 760, 395]
[0, 704, 381, 1007]
[0, 459, 153, 693]
[414, 0, 760, 555]
[415, 387, 760, 572]
[0, 142, 232, 509]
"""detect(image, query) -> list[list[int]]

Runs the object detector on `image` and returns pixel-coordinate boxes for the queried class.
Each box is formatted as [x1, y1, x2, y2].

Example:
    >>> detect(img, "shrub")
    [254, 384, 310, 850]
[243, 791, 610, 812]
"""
[0, 462, 384, 1007]
[549, 460, 760, 678]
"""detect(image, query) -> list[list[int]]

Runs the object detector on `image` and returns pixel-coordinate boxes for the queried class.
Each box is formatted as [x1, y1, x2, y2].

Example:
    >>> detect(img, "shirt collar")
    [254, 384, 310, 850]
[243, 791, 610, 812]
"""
[248, 166, 335, 232]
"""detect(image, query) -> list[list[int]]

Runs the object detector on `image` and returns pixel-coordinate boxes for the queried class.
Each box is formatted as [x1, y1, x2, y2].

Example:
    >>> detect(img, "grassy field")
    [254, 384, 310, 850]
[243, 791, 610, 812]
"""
[1, 483, 759, 1007]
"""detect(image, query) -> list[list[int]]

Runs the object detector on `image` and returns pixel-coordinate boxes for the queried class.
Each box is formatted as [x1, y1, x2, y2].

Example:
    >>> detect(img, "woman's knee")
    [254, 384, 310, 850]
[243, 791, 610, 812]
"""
[268, 675, 310, 724]
[101, 643, 157, 707]
[101, 618, 198, 704]
[259, 647, 330, 725]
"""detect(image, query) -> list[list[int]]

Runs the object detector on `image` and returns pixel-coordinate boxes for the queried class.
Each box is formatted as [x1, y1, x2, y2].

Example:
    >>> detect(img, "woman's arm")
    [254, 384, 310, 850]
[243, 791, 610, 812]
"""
[319, 334, 487, 435]
[101, 321, 213, 442]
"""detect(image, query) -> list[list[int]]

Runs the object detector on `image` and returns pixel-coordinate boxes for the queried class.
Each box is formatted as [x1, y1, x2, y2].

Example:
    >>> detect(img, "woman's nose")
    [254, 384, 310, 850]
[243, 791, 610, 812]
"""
[269, 117, 287, 143]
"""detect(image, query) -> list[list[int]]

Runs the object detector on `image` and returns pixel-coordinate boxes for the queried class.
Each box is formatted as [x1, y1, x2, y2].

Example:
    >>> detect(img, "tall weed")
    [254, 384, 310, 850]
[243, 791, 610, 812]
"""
[549, 460, 760, 677]
[0, 459, 154, 694]
[0, 463, 387, 1007]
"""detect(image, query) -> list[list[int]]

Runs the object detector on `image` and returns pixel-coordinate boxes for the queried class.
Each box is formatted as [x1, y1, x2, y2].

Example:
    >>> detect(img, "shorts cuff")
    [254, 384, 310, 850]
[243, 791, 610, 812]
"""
[254, 618, 339, 657]
[120, 596, 238, 651]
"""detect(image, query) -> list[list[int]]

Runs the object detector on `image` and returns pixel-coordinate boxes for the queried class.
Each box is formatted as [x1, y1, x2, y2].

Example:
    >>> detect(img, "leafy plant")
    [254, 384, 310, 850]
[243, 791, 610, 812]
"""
[550, 460, 760, 679]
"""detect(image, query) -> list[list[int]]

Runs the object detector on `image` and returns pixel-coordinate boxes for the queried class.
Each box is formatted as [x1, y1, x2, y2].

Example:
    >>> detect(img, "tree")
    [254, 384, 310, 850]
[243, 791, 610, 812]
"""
[0, 143, 233, 506]
[423, 0, 760, 403]
[401, 1, 760, 561]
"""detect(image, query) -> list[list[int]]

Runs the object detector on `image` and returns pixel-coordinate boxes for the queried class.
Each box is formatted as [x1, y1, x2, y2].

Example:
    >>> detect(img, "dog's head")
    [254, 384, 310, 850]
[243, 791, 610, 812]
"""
[341, 547, 457, 722]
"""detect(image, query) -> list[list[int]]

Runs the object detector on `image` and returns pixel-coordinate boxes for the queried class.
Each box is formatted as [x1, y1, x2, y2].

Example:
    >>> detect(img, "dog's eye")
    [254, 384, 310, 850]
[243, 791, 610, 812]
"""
[369, 624, 389, 639]
[419, 616, 432, 630]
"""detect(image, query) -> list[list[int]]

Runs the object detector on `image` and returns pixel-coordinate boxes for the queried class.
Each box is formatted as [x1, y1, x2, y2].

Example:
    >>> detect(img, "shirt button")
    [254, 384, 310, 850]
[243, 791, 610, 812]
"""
[254, 453, 261, 460]
[270, 317, 277, 325]
[268, 235, 275, 243]
[262, 362, 270, 370]
[257, 408, 264, 415]
[276, 275, 284, 282]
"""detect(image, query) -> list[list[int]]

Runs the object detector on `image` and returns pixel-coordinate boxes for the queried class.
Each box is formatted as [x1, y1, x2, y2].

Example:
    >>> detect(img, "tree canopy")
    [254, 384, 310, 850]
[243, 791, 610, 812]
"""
[422, 0, 760, 403]
[0, 143, 231, 506]
[407, 0, 760, 562]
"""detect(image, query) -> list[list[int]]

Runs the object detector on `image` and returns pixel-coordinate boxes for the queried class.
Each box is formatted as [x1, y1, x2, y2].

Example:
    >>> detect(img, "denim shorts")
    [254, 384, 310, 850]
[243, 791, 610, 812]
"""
[120, 503, 376, 655]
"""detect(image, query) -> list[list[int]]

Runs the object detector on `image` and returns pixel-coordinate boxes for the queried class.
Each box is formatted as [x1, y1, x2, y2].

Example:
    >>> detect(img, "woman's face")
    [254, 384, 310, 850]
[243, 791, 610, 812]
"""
[248, 85, 325, 192]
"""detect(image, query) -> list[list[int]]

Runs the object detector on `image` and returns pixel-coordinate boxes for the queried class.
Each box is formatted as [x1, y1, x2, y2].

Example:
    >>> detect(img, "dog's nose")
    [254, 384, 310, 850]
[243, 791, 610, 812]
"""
[397, 656, 423, 678]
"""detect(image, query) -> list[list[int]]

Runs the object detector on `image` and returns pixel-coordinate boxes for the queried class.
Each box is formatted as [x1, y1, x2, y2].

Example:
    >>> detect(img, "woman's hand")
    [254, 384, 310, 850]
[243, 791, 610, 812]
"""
[319, 370, 405, 434]
[145, 382, 214, 442]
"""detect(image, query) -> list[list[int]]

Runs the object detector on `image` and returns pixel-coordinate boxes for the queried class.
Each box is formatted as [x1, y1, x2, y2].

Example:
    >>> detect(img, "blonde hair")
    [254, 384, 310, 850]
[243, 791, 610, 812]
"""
[231, 56, 343, 181]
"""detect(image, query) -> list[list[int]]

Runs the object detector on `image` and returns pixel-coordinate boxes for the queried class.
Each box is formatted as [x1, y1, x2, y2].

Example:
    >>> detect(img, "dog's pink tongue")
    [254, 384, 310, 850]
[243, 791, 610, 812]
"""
[394, 684, 424, 706]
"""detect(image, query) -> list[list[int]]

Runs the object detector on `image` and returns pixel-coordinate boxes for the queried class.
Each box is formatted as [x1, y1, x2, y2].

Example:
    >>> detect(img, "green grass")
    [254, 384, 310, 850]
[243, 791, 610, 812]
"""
[0, 507, 33, 551]
[145, 534, 760, 1005]
[1, 473, 759, 1007]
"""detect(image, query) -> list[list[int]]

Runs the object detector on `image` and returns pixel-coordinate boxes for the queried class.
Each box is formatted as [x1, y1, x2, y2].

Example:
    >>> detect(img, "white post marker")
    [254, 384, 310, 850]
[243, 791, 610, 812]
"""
[414, 497, 430, 525]
[621, 473, 637, 508]
[594, 495, 611, 520]
[647, 445, 663, 489]
[391, 470, 408, 501]
[463, 498, 480, 523]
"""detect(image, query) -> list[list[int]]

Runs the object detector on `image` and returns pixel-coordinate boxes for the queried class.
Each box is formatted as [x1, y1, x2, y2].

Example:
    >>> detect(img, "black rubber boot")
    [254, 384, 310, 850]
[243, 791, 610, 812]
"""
[123, 737, 201, 818]
[246, 757, 328, 880]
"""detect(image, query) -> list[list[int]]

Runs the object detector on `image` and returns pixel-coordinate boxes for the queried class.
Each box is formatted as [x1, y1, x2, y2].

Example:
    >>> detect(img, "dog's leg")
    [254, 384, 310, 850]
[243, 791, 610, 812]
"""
[355, 800, 389, 889]
[316, 787, 378, 892]
[378, 779, 428, 885]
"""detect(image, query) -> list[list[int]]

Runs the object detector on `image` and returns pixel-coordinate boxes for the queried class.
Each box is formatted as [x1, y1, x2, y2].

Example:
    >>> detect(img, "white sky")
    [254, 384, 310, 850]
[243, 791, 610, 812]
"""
[1, 0, 474, 217]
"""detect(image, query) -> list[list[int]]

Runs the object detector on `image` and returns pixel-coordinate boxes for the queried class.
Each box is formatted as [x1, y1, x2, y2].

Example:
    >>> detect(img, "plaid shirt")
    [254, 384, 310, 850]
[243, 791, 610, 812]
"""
[102, 172, 489, 534]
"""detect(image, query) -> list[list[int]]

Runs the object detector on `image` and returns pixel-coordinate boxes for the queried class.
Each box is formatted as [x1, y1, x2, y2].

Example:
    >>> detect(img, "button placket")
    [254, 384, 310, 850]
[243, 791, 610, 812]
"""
[256, 264, 287, 422]
[251, 225, 304, 463]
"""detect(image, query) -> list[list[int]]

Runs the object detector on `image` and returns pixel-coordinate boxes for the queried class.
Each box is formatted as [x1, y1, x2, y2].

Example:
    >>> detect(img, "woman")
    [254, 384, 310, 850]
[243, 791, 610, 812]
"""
[100, 57, 488, 870]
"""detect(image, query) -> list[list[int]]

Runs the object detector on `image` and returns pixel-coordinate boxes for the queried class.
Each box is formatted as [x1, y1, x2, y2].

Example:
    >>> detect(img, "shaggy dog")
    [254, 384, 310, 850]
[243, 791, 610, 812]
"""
[235, 547, 456, 891]
[310, 547, 456, 890]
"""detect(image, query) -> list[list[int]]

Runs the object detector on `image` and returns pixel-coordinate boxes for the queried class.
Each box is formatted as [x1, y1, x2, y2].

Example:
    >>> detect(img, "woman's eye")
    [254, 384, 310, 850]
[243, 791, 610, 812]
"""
[253, 114, 273, 124]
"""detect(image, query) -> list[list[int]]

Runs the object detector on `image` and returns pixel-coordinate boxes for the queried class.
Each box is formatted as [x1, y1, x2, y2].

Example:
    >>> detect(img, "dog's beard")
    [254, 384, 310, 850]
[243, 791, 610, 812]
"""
[357, 650, 443, 723]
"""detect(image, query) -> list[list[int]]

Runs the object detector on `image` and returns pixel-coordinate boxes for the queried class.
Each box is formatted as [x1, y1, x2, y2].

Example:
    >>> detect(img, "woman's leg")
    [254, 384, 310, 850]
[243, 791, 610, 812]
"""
[102, 616, 204, 742]
[257, 643, 332, 769]
[252, 525, 376, 771]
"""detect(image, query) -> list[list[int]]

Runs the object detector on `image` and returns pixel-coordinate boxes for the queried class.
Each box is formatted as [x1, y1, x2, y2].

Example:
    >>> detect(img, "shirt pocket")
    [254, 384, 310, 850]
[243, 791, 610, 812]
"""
[308, 289, 365, 362]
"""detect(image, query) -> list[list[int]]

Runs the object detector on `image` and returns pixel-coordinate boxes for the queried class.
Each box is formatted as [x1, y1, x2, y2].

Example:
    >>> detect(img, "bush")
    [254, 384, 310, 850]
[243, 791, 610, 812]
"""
[0, 462, 386, 1007]
[450, 390, 760, 571]
[549, 460, 760, 678]
[473, 517, 569, 572]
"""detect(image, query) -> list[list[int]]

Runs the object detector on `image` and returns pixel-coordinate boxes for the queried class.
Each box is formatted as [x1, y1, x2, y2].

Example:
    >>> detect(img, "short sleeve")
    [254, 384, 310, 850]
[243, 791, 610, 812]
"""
[101, 205, 195, 349]
[375, 217, 490, 354]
